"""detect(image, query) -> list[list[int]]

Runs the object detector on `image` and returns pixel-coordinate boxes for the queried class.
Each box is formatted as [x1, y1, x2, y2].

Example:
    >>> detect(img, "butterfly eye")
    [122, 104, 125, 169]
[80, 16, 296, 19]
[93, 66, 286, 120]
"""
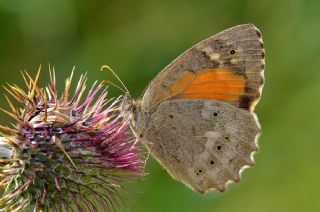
[132, 105, 136, 112]
[229, 49, 236, 55]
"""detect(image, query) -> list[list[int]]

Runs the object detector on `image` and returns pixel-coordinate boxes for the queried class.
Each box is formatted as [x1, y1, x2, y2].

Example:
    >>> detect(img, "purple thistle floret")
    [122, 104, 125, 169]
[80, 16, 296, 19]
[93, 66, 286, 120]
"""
[0, 67, 145, 211]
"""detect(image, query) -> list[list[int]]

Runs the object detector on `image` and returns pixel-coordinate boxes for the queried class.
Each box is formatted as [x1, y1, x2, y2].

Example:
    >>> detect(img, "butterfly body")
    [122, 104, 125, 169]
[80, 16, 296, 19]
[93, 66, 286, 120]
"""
[122, 24, 265, 193]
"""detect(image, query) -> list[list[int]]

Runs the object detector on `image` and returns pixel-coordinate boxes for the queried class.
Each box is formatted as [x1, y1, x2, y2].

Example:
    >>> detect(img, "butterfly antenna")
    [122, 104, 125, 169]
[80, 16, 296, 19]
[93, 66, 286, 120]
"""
[101, 65, 130, 95]
[103, 79, 127, 93]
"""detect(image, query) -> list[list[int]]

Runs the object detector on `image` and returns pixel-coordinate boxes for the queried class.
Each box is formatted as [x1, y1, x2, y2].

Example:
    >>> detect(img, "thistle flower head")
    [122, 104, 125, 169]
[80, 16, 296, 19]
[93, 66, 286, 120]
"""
[0, 68, 145, 211]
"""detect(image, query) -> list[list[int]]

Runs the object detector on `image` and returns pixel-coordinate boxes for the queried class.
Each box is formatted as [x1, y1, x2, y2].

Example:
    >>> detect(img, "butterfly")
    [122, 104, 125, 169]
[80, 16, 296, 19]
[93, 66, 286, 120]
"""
[121, 24, 265, 193]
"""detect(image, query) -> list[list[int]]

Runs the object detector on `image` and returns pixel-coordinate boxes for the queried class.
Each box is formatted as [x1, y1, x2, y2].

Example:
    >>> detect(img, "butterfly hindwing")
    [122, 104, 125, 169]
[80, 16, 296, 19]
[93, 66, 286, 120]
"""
[140, 99, 260, 193]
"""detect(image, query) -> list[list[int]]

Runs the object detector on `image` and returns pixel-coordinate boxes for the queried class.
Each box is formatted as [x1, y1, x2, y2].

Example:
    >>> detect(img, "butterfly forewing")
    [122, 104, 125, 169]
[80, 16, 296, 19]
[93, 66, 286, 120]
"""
[141, 24, 264, 112]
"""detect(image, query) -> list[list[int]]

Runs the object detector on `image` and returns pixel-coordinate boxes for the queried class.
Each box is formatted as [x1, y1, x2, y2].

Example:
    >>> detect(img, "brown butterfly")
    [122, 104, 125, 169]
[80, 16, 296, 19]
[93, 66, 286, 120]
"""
[121, 24, 265, 193]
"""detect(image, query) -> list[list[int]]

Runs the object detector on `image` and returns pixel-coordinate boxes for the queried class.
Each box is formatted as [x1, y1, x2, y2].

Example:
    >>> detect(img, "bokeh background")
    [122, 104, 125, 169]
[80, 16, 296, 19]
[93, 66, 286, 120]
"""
[1, 0, 320, 211]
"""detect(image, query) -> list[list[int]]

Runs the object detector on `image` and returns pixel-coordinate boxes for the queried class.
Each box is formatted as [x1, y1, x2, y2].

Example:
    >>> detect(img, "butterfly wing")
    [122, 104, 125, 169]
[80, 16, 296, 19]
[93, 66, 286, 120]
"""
[141, 24, 264, 112]
[141, 99, 260, 193]
[136, 24, 265, 192]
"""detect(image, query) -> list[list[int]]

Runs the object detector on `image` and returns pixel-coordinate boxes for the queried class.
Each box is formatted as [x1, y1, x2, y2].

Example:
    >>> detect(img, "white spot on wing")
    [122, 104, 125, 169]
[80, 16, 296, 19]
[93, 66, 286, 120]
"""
[210, 53, 220, 60]
[230, 58, 238, 64]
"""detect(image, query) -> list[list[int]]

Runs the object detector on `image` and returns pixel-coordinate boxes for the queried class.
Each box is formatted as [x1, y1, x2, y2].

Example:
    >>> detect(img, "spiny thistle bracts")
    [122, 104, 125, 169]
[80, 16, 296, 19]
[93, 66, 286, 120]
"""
[0, 68, 145, 211]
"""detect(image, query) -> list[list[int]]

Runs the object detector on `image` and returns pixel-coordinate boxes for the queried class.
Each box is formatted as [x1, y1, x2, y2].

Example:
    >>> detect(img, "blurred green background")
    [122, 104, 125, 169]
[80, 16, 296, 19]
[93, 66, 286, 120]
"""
[1, 0, 320, 211]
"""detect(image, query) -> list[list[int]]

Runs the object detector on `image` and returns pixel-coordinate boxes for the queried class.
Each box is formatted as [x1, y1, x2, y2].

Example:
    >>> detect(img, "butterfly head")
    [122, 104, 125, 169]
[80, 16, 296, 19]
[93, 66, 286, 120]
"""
[121, 92, 134, 113]
[120, 92, 144, 133]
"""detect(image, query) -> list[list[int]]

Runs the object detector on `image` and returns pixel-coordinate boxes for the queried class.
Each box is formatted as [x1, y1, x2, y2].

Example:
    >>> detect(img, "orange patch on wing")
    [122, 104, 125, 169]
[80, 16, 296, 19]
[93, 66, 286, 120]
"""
[167, 71, 195, 95]
[150, 71, 196, 108]
[179, 69, 246, 101]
